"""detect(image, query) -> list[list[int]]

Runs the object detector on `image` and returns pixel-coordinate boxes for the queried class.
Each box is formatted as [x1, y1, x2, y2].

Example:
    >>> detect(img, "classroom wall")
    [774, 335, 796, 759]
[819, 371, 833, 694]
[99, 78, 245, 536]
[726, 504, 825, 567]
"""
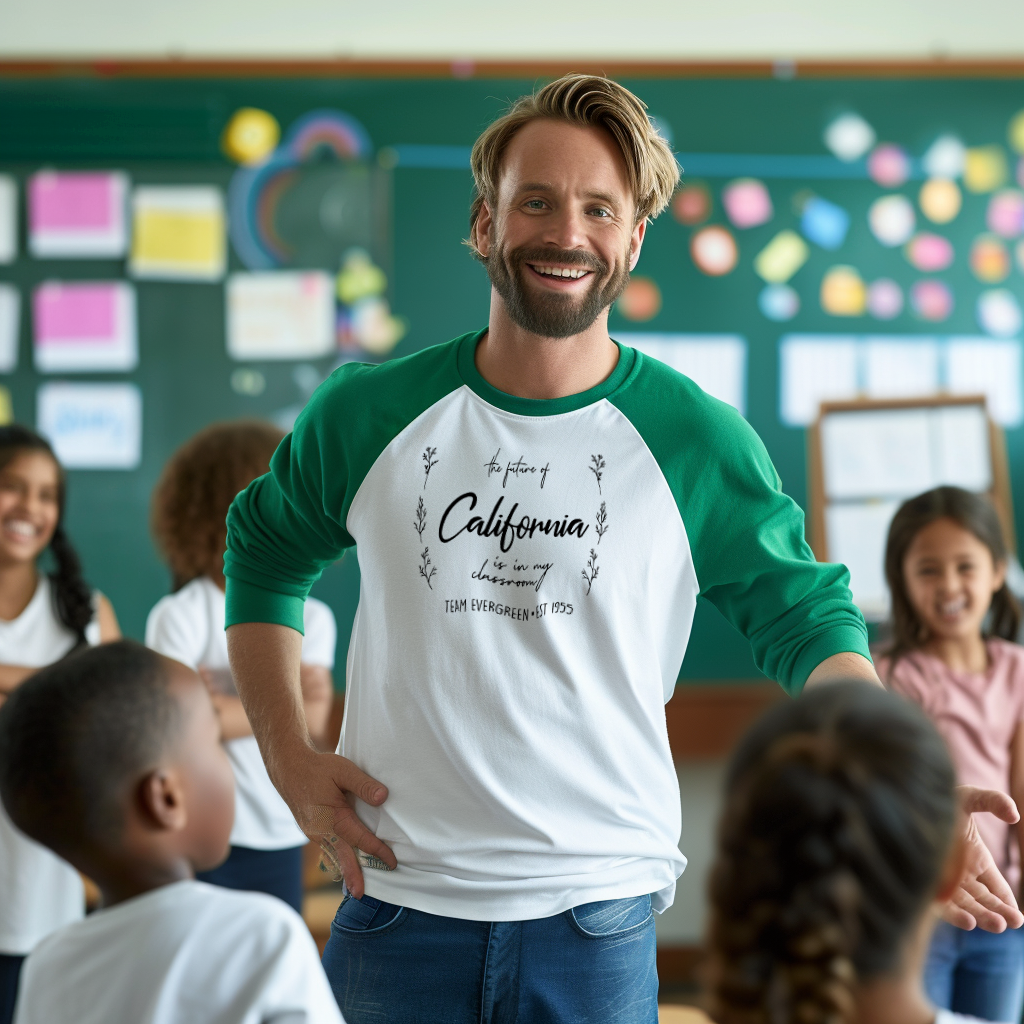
[3, 0, 1024, 60]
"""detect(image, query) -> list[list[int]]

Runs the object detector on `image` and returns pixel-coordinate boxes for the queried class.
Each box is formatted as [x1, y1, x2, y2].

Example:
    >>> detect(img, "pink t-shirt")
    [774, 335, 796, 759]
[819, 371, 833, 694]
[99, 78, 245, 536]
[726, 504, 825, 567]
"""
[877, 638, 1024, 893]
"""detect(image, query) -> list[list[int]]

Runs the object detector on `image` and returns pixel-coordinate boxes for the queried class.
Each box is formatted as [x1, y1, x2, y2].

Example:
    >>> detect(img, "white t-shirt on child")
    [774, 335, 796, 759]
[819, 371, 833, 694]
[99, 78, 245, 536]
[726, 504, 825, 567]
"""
[146, 576, 336, 850]
[14, 879, 344, 1024]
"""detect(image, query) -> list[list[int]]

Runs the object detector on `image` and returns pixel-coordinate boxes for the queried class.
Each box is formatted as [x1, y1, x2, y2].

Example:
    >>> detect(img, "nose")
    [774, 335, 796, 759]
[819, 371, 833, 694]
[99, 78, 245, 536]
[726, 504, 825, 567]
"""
[540, 204, 590, 252]
[938, 564, 961, 595]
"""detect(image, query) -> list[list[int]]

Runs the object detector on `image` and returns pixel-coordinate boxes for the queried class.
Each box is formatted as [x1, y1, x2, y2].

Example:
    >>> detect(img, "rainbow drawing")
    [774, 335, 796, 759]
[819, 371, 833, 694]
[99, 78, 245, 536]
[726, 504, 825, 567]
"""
[285, 110, 373, 163]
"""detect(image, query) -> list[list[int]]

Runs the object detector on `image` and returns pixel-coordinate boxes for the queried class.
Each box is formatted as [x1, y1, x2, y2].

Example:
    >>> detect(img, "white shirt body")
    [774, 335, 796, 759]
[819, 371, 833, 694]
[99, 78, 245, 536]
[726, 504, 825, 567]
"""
[0, 576, 96, 954]
[146, 576, 336, 850]
[14, 880, 344, 1024]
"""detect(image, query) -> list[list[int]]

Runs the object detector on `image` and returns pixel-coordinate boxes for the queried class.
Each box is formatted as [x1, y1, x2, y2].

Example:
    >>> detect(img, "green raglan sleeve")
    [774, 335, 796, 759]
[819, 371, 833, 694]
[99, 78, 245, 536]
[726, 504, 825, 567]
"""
[613, 358, 870, 695]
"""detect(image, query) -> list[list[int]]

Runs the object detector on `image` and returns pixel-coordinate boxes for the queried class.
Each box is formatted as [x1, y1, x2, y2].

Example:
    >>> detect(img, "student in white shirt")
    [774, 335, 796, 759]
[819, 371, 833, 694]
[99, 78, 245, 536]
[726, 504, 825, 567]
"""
[0, 640, 343, 1024]
[0, 426, 120, 1024]
[147, 422, 336, 912]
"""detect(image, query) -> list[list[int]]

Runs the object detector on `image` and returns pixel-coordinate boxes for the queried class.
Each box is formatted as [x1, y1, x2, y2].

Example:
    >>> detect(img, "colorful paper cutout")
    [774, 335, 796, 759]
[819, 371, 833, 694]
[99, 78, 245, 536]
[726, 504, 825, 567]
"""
[227, 271, 335, 360]
[671, 184, 711, 226]
[32, 281, 136, 373]
[821, 266, 866, 317]
[986, 189, 1024, 238]
[964, 147, 1008, 193]
[690, 226, 738, 276]
[616, 277, 662, 322]
[0, 285, 19, 373]
[866, 279, 904, 320]
[28, 171, 128, 258]
[759, 284, 799, 321]
[754, 230, 808, 284]
[868, 144, 911, 188]
[919, 178, 961, 223]
[336, 248, 386, 304]
[800, 197, 849, 250]
[345, 296, 407, 355]
[910, 280, 953, 322]
[130, 186, 226, 281]
[905, 233, 954, 272]
[869, 195, 915, 247]
[222, 108, 281, 166]
[824, 114, 876, 162]
[721, 179, 772, 229]
[1009, 110, 1024, 155]
[977, 289, 1022, 338]
[0, 388, 13, 426]
[37, 383, 142, 470]
[0, 177, 15, 264]
[923, 135, 966, 179]
[970, 235, 1011, 283]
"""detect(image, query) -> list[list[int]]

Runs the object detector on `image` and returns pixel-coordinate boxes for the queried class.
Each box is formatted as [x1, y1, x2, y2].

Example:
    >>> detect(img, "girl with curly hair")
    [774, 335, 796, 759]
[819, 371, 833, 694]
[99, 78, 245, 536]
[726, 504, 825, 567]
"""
[0, 425, 120, 1024]
[146, 421, 335, 913]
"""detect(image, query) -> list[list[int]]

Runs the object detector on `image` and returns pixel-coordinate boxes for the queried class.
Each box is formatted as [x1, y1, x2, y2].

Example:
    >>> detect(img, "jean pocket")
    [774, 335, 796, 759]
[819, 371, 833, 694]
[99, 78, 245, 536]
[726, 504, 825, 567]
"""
[569, 894, 653, 939]
[332, 894, 406, 934]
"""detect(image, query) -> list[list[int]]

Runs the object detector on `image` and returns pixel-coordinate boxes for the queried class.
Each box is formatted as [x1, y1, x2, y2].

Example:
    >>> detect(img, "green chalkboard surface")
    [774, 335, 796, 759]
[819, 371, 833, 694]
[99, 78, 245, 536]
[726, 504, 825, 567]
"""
[2, 73, 1024, 685]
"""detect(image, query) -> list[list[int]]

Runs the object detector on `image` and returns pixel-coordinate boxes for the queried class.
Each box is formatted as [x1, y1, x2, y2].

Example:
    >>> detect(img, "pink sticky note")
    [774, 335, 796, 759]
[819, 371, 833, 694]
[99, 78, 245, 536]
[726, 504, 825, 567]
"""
[28, 172, 127, 258]
[35, 283, 116, 343]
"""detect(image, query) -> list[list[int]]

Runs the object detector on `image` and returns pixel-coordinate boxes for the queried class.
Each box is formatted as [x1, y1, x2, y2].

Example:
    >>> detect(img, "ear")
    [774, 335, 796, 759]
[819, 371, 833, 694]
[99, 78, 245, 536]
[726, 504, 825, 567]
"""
[628, 217, 647, 272]
[138, 769, 188, 832]
[474, 200, 494, 259]
[934, 828, 969, 904]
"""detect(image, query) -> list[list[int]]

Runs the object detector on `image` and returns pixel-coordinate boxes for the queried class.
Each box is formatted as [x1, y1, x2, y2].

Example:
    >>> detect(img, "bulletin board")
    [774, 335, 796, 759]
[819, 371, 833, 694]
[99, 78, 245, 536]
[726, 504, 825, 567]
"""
[2, 65, 1024, 683]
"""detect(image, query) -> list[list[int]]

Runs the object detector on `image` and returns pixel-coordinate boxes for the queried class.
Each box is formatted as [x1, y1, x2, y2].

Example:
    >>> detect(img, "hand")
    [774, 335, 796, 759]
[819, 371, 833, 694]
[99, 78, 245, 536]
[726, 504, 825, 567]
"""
[941, 786, 1024, 932]
[276, 744, 396, 899]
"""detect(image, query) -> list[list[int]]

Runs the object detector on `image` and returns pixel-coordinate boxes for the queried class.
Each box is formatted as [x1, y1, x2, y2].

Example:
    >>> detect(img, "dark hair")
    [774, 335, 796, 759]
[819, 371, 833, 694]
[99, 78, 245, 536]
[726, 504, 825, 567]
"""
[708, 681, 957, 1024]
[0, 425, 93, 645]
[883, 486, 1020, 670]
[0, 641, 179, 857]
[151, 420, 284, 590]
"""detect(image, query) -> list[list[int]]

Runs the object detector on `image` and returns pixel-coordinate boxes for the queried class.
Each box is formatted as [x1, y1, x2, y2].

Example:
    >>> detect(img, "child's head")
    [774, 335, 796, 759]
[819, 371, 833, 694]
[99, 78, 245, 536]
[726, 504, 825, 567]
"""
[151, 420, 284, 590]
[885, 486, 1019, 656]
[708, 682, 961, 1024]
[0, 424, 92, 640]
[0, 640, 234, 893]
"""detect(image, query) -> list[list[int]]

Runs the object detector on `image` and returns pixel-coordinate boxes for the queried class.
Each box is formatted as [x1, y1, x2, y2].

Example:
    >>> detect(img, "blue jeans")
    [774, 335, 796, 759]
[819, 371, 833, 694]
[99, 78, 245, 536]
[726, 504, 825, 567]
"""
[321, 892, 658, 1023]
[924, 920, 1024, 1022]
[0, 954, 24, 1024]
[195, 844, 304, 913]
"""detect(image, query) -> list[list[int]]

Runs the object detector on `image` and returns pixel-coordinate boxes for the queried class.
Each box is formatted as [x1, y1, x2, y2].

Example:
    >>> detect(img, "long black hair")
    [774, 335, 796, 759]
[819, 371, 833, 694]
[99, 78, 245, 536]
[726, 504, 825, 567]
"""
[708, 682, 957, 1024]
[0, 426, 92, 645]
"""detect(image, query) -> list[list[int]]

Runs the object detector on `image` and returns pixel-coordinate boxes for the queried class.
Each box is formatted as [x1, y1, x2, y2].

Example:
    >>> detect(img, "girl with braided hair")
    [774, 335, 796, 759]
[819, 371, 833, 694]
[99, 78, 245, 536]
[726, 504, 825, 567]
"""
[0, 424, 120, 1024]
[876, 487, 1024, 1022]
[708, 681, 986, 1024]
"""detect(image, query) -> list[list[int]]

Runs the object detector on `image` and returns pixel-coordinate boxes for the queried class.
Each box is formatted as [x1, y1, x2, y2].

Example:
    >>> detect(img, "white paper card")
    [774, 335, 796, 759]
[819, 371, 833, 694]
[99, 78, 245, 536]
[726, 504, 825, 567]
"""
[946, 338, 1023, 427]
[863, 338, 940, 398]
[32, 281, 137, 373]
[37, 383, 142, 469]
[0, 177, 16, 264]
[933, 405, 992, 492]
[227, 272, 335, 361]
[615, 333, 747, 414]
[826, 501, 900, 620]
[779, 336, 859, 426]
[0, 285, 20, 373]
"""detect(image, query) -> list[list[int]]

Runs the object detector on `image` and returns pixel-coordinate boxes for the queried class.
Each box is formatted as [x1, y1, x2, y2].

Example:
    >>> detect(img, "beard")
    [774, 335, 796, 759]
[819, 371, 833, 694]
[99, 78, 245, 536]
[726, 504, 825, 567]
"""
[485, 242, 631, 339]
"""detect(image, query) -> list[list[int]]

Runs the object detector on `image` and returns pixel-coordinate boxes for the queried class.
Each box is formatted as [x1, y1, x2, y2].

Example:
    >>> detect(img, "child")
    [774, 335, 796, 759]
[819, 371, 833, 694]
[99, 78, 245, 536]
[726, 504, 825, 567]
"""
[146, 421, 336, 913]
[876, 486, 1024, 1023]
[0, 641, 344, 1024]
[708, 680, 976, 1024]
[0, 425, 120, 1024]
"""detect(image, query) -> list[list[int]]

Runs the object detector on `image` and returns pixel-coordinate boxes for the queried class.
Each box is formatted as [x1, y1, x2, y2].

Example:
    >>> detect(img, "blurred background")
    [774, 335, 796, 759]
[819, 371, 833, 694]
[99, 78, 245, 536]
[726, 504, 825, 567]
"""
[4, 0, 1024, 1003]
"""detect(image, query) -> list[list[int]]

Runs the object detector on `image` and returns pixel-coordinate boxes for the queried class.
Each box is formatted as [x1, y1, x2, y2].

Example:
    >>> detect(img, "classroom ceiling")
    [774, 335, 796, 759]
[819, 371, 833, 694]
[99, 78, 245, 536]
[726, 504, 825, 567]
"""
[3, 0, 1024, 61]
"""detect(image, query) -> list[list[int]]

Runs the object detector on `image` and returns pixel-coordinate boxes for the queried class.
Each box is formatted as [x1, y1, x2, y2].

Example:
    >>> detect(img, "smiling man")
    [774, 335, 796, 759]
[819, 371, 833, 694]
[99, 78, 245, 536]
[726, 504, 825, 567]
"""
[222, 76, 1015, 1023]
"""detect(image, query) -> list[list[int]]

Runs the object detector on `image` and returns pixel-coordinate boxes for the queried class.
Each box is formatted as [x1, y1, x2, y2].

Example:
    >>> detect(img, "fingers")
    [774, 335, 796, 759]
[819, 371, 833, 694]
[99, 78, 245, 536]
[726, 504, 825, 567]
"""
[939, 898, 977, 931]
[333, 757, 388, 806]
[335, 841, 366, 899]
[958, 785, 1021, 825]
[331, 803, 398, 870]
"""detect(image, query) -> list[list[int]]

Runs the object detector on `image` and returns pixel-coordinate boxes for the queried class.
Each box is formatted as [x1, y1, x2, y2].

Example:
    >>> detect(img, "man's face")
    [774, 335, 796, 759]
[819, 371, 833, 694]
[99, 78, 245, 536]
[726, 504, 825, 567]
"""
[475, 119, 646, 339]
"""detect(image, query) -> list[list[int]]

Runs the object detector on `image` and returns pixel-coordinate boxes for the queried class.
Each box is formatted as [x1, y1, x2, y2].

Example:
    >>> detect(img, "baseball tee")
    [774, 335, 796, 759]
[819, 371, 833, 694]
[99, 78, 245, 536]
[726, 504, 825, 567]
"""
[224, 329, 869, 921]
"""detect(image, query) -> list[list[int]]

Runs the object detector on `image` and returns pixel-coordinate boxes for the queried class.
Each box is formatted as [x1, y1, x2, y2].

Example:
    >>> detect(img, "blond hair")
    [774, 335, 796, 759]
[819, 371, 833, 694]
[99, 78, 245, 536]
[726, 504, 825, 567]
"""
[468, 74, 679, 253]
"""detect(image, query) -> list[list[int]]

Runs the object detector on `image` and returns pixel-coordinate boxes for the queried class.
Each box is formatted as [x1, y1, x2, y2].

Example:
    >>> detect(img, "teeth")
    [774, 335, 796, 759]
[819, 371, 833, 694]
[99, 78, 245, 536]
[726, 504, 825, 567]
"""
[5, 521, 35, 538]
[535, 266, 588, 279]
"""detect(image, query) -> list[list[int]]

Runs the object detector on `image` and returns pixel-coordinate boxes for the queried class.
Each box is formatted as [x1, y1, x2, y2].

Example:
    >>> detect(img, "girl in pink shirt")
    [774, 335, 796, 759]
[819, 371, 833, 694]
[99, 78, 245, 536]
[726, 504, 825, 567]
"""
[876, 485, 1024, 1023]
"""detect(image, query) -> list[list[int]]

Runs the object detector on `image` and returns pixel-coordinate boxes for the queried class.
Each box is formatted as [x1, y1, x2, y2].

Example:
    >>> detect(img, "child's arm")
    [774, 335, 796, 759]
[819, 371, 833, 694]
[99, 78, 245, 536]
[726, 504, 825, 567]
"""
[1010, 720, 1024, 898]
[96, 594, 121, 642]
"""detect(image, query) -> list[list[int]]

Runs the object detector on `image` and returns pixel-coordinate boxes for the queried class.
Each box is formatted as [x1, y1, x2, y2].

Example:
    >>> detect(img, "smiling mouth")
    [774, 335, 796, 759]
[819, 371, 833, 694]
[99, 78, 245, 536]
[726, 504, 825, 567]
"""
[527, 263, 593, 281]
[2, 519, 40, 542]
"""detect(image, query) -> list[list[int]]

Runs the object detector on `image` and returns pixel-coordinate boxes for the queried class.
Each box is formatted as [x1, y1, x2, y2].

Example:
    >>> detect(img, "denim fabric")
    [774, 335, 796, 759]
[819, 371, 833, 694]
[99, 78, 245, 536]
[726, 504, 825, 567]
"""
[924, 920, 1024, 1022]
[321, 893, 658, 1024]
[0, 954, 24, 1024]
[195, 844, 304, 913]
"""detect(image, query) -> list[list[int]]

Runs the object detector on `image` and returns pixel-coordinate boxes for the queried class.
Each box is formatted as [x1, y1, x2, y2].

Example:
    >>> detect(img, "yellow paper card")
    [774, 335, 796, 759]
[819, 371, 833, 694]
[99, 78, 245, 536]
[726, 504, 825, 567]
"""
[130, 186, 226, 280]
[964, 147, 1009, 194]
[821, 266, 866, 316]
[754, 230, 809, 283]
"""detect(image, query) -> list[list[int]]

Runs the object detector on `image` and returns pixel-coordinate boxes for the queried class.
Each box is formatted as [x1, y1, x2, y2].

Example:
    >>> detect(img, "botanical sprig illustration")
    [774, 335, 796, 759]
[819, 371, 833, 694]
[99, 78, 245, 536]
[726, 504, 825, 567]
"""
[419, 547, 437, 589]
[595, 502, 608, 544]
[422, 446, 438, 489]
[589, 454, 605, 495]
[414, 496, 427, 540]
[582, 548, 600, 595]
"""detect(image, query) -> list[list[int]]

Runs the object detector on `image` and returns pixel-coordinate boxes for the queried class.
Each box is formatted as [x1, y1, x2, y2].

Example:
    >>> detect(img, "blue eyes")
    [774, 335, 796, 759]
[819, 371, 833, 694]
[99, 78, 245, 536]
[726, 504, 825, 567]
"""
[522, 201, 613, 217]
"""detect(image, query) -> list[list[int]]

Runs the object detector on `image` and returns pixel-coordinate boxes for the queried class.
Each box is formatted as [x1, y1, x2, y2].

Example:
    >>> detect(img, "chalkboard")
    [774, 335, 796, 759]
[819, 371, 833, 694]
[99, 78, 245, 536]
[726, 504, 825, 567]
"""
[2, 72, 1024, 685]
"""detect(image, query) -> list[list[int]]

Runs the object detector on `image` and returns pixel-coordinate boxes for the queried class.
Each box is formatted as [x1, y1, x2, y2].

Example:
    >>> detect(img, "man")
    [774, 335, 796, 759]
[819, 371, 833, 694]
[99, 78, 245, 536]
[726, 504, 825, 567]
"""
[224, 75, 1019, 1022]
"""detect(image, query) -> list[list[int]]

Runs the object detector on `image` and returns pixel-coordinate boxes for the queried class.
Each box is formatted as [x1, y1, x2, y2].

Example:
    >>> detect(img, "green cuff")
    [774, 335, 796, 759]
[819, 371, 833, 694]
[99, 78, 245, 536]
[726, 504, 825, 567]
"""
[224, 577, 306, 635]
[789, 626, 872, 696]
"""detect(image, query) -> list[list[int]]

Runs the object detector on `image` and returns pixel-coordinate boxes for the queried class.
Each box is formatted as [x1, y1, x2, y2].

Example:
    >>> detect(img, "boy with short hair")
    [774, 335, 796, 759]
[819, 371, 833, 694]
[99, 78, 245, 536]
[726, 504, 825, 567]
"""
[0, 641, 343, 1024]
